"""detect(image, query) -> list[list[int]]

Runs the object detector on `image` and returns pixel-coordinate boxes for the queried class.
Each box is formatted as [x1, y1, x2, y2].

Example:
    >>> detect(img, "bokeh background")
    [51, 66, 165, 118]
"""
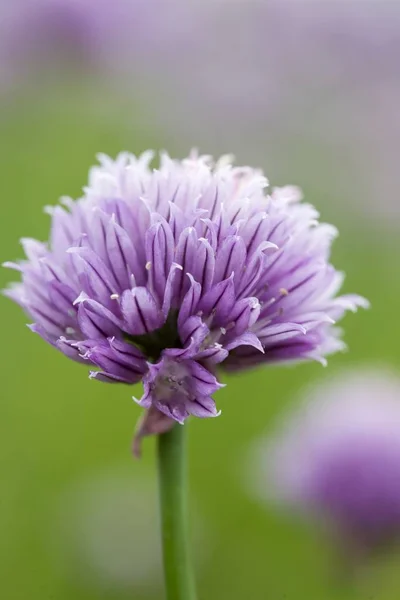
[0, 1, 398, 598]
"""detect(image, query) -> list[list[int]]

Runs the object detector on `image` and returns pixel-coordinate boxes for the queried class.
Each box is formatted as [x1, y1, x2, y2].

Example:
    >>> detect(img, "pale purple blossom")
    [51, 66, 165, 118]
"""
[254, 369, 400, 554]
[158, 0, 400, 227]
[0, 0, 194, 91]
[3, 151, 367, 430]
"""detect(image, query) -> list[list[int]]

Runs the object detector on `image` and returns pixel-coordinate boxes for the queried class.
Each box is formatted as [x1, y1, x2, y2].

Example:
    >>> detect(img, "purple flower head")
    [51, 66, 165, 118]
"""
[3, 151, 367, 437]
[1, 0, 110, 82]
[0, 0, 184, 90]
[256, 369, 400, 554]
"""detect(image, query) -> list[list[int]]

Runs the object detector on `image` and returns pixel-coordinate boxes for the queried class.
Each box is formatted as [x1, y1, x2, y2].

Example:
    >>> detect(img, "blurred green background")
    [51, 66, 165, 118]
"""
[1, 1, 400, 597]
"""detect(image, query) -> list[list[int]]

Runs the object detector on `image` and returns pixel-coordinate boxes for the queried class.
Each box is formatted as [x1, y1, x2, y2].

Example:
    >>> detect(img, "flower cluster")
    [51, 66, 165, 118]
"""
[256, 369, 400, 554]
[3, 151, 367, 427]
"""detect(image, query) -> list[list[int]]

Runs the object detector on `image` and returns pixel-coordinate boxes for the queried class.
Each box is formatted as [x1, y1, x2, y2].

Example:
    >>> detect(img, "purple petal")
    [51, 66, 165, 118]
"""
[47, 280, 77, 315]
[189, 237, 215, 293]
[20, 238, 48, 261]
[27, 304, 65, 337]
[156, 400, 189, 425]
[28, 322, 56, 345]
[198, 273, 236, 325]
[224, 331, 264, 353]
[187, 396, 221, 418]
[332, 294, 370, 313]
[77, 299, 122, 338]
[120, 287, 163, 335]
[109, 337, 146, 361]
[236, 252, 265, 298]
[178, 274, 202, 327]
[226, 296, 261, 336]
[99, 197, 149, 277]
[85, 341, 143, 383]
[162, 263, 183, 317]
[173, 226, 198, 301]
[239, 213, 271, 256]
[105, 214, 142, 290]
[2, 283, 26, 308]
[56, 336, 89, 363]
[67, 246, 120, 301]
[188, 360, 225, 396]
[48, 206, 76, 258]
[89, 370, 134, 384]
[145, 218, 174, 302]
[214, 235, 247, 285]
[195, 344, 229, 364]
[179, 315, 209, 349]
[255, 322, 307, 344]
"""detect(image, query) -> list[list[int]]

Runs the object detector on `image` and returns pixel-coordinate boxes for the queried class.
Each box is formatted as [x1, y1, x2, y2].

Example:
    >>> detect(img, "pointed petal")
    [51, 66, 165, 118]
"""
[145, 219, 174, 301]
[105, 214, 142, 290]
[89, 370, 133, 383]
[195, 344, 229, 364]
[162, 263, 183, 317]
[173, 226, 198, 301]
[198, 273, 236, 325]
[178, 274, 202, 328]
[78, 300, 122, 338]
[189, 237, 215, 293]
[226, 296, 261, 336]
[67, 246, 119, 301]
[188, 361, 225, 396]
[187, 396, 221, 418]
[255, 321, 307, 340]
[85, 341, 143, 383]
[214, 235, 247, 285]
[120, 287, 163, 335]
[56, 336, 89, 363]
[224, 331, 264, 353]
[179, 315, 209, 349]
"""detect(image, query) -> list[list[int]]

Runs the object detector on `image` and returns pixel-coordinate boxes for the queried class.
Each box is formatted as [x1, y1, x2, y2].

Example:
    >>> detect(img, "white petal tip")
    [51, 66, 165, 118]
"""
[172, 262, 183, 271]
[358, 298, 371, 310]
[73, 292, 88, 306]
[2, 261, 22, 271]
[66, 245, 85, 255]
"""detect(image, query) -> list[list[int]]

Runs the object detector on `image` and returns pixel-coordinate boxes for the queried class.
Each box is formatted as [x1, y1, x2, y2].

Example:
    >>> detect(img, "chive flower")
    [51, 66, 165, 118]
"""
[3, 151, 367, 433]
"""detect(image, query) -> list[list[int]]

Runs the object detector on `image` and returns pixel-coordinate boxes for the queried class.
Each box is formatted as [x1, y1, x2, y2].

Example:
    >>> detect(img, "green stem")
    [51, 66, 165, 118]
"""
[157, 424, 197, 600]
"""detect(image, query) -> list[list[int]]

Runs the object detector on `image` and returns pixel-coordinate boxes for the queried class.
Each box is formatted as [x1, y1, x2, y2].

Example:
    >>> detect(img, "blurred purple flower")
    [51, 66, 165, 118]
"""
[174, 0, 400, 120]
[255, 369, 400, 554]
[0, 0, 193, 90]
[3, 151, 366, 432]
[158, 0, 400, 226]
